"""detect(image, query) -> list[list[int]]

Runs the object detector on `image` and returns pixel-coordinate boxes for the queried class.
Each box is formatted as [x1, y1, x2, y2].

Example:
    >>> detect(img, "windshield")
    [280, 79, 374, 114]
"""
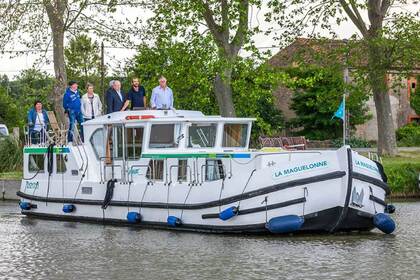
[188, 123, 217, 148]
[0, 127, 8, 136]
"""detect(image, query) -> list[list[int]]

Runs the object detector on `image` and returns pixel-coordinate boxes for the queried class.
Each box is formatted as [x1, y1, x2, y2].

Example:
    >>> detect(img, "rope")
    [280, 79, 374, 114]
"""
[237, 169, 257, 209]
[180, 183, 194, 220]
[302, 187, 308, 216]
[217, 179, 225, 212]
[45, 143, 55, 205]
[139, 182, 150, 216]
[102, 179, 116, 209]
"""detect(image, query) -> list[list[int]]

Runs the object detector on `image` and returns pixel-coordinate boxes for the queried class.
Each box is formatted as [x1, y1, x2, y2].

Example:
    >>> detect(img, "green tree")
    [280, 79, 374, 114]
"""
[8, 69, 54, 112]
[65, 34, 102, 91]
[266, 0, 420, 155]
[147, 0, 257, 117]
[0, 87, 22, 128]
[0, 0, 146, 123]
[127, 38, 283, 138]
[283, 66, 370, 140]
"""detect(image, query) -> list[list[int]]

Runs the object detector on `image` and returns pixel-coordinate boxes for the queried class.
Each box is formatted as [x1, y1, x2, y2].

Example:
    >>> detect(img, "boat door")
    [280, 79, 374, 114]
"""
[125, 124, 148, 182]
[104, 124, 125, 181]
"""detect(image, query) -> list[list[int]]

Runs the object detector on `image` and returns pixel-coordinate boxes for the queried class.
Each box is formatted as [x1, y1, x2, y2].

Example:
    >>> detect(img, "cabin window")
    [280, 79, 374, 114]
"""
[113, 126, 124, 159]
[90, 128, 105, 159]
[187, 123, 217, 148]
[222, 123, 248, 147]
[126, 127, 144, 160]
[28, 154, 44, 173]
[149, 124, 181, 149]
[56, 154, 67, 173]
[146, 159, 164, 181]
[205, 159, 225, 181]
[178, 159, 188, 182]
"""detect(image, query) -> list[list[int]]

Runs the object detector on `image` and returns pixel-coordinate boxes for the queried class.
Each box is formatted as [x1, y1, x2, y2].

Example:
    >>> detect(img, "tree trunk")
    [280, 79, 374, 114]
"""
[372, 87, 397, 156]
[367, 42, 397, 156]
[44, 0, 67, 124]
[51, 29, 67, 124]
[214, 64, 236, 117]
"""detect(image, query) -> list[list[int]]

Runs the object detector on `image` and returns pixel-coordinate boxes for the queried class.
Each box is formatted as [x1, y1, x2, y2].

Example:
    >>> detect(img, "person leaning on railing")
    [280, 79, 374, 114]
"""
[27, 100, 49, 144]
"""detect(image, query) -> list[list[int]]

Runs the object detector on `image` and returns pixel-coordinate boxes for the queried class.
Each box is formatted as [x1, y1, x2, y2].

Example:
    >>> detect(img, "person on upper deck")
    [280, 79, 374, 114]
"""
[63, 81, 84, 143]
[81, 83, 102, 121]
[106, 80, 129, 114]
[27, 100, 49, 144]
[127, 77, 147, 109]
[150, 76, 173, 110]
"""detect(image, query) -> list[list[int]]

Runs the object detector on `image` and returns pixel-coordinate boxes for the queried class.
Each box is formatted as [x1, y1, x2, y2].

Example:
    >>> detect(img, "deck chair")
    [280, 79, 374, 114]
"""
[47, 111, 67, 145]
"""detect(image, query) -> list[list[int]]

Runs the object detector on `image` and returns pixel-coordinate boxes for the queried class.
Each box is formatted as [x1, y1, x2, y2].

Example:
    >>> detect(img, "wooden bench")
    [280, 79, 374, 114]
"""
[259, 136, 307, 150]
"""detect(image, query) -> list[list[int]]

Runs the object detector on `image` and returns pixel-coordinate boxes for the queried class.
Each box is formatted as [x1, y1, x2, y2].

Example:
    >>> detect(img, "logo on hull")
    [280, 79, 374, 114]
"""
[25, 181, 39, 190]
[351, 187, 364, 208]
[272, 160, 328, 179]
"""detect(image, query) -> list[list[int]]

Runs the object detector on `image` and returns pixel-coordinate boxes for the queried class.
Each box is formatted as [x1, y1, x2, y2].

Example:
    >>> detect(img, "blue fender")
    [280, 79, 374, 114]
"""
[127, 212, 142, 223]
[62, 204, 76, 213]
[266, 215, 304, 234]
[167, 216, 182, 227]
[373, 213, 396, 234]
[219, 206, 239, 221]
[19, 201, 32, 210]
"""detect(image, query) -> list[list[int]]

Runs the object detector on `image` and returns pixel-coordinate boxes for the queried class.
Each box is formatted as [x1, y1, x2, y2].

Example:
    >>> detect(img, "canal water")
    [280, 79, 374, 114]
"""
[0, 201, 419, 280]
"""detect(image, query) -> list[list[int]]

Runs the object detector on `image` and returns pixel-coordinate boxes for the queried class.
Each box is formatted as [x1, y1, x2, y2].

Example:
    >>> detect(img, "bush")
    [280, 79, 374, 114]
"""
[396, 123, 420, 147]
[0, 136, 22, 172]
[383, 161, 420, 194]
[331, 137, 373, 148]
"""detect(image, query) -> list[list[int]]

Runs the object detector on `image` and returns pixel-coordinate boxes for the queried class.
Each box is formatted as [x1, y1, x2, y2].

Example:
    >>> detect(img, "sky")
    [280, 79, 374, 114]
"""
[0, 2, 418, 79]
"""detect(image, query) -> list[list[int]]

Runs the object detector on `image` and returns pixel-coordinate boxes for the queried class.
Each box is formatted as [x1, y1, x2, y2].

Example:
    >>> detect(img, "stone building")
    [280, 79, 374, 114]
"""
[268, 38, 419, 141]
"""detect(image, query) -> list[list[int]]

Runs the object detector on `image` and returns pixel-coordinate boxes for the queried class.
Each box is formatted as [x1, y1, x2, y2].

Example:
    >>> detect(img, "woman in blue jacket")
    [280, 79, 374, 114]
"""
[27, 100, 49, 144]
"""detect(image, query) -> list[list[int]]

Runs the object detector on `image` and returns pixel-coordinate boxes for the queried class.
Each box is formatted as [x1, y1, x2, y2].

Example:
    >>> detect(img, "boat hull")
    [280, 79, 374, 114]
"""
[17, 146, 391, 234]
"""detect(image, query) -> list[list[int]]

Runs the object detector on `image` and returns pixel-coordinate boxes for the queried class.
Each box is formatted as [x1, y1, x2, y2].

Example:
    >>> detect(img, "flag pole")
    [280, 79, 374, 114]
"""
[343, 39, 349, 147]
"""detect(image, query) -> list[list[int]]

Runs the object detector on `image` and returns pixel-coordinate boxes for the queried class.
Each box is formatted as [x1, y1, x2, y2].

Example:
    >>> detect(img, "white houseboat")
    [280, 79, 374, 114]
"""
[18, 109, 396, 234]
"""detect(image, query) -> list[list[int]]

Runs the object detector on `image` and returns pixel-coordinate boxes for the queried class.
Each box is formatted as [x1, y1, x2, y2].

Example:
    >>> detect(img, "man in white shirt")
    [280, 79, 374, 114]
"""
[151, 76, 174, 110]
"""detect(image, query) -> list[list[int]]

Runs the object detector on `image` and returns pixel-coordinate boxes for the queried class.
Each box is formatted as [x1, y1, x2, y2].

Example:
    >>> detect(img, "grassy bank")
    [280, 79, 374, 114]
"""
[382, 151, 420, 197]
[1, 149, 419, 198]
[0, 171, 22, 180]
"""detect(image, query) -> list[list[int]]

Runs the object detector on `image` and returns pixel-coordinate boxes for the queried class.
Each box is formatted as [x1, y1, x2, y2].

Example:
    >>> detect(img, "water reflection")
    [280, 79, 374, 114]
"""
[1, 201, 419, 280]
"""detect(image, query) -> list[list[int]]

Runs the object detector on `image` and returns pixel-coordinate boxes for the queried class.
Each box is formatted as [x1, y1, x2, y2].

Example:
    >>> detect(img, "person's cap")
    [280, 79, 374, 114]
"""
[68, 80, 78, 86]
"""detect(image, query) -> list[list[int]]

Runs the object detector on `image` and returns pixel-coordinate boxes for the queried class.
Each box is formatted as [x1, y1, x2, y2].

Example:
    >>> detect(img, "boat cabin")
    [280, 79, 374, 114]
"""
[81, 109, 255, 184]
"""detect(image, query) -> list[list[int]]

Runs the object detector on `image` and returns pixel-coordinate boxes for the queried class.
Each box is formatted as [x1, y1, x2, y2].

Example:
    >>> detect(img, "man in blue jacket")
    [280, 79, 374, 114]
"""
[27, 100, 49, 144]
[63, 81, 84, 143]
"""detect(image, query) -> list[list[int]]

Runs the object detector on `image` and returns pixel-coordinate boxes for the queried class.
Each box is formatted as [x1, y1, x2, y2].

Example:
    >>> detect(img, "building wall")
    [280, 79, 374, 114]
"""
[273, 73, 418, 141]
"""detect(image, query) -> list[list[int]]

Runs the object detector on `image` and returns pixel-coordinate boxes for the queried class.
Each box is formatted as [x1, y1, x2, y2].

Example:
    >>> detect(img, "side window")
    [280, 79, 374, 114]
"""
[126, 127, 144, 160]
[28, 154, 45, 173]
[146, 159, 164, 181]
[223, 123, 248, 147]
[90, 128, 105, 159]
[56, 154, 67, 173]
[187, 123, 217, 148]
[178, 159, 188, 182]
[205, 159, 224, 181]
[149, 124, 180, 149]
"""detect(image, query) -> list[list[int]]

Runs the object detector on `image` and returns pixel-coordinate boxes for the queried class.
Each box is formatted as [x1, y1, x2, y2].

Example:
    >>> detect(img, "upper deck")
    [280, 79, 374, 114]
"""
[83, 109, 256, 126]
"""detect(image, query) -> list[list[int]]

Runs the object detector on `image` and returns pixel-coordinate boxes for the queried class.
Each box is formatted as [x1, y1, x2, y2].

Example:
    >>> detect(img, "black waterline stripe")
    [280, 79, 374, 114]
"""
[201, 197, 307, 219]
[352, 172, 390, 195]
[17, 171, 346, 210]
[369, 194, 387, 207]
